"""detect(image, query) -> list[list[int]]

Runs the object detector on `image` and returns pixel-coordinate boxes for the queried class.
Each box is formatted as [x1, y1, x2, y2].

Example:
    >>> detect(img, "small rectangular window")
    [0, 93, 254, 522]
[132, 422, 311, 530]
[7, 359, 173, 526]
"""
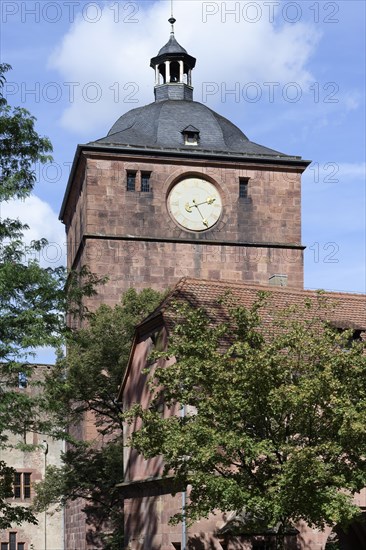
[239, 178, 249, 198]
[1, 543, 9, 550]
[9, 534, 16, 550]
[14, 473, 21, 499]
[126, 171, 136, 192]
[23, 473, 31, 499]
[141, 173, 151, 193]
[17, 544, 25, 550]
[13, 472, 31, 500]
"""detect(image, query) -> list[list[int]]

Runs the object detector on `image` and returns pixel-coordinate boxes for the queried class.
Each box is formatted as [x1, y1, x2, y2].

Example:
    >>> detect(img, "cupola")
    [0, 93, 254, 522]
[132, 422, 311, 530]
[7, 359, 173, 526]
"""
[150, 17, 196, 102]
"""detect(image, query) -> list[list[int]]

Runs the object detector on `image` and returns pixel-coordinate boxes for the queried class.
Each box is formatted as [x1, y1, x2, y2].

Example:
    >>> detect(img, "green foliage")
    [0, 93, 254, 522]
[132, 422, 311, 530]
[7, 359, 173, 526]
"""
[43, 287, 163, 433]
[129, 295, 366, 547]
[0, 63, 65, 528]
[36, 287, 163, 548]
[0, 64, 118, 529]
[0, 262, 66, 360]
[0, 63, 63, 363]
[0, 64, 52, 203]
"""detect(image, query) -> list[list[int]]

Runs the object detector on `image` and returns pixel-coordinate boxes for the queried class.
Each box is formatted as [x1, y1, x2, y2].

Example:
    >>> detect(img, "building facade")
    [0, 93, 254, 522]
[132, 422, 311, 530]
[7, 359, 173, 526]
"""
[60, 16, 365, 550]
[60, 18, 310, 311]
[0, 365, 64, 550]
[121, 278, 366, 550]
[60, 17, 309, 550]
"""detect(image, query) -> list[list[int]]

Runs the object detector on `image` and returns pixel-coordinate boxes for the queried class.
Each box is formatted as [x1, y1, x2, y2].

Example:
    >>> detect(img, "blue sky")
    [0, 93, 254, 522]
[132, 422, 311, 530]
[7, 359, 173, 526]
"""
[1, 0, 365, 297]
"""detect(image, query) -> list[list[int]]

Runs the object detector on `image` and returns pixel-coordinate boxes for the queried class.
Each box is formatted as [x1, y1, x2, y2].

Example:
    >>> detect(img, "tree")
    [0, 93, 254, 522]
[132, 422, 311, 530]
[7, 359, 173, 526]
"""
[0, 63, 63, 361]
[34, 287, 163, 549]
[0, 62, 119, 534]
[129, 293, 366, 550]
[0, 63, 66, 528]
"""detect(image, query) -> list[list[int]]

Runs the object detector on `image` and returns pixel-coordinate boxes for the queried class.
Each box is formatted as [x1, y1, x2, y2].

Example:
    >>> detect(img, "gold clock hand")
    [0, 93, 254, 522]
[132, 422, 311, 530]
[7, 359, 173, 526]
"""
[191, 196, 216, 207]
[184, 197, 216, 226]
[193, 204, 209, 227]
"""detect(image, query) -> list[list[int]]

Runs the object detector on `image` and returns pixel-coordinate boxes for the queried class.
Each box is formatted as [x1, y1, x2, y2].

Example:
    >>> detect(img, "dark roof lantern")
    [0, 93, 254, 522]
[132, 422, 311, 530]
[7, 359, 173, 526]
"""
[150, 41, 196, 71]
[151, 18, 196, 101]
[150, 17, 196, 71]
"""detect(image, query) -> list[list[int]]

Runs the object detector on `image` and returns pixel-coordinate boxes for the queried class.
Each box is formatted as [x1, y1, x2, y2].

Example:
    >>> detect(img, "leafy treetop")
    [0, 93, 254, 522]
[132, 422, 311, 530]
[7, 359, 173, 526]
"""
[129, 293, 366, 549]
[0, 62, 63, 529]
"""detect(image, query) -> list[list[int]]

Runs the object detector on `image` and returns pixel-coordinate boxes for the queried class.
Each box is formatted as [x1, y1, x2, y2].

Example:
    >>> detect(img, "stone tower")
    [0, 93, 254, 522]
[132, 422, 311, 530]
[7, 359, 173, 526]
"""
[60, 18, 310, 310]
[60, 18, 310, 549]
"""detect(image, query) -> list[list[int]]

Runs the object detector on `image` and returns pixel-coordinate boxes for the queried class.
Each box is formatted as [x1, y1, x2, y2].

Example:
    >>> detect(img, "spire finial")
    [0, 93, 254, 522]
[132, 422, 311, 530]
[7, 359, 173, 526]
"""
[168, 0, 176, 35]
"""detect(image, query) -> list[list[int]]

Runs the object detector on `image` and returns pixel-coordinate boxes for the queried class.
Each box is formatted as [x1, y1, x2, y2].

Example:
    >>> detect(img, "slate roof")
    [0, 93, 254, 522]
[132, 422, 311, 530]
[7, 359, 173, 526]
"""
[141, 278, 366, 333]
[158, 34, 187, 55]
[91, 100, 299, 159]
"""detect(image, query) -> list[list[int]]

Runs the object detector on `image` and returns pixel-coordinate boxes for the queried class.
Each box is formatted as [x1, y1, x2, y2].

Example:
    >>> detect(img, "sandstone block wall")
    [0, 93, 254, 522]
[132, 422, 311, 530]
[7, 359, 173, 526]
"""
[63, 152, 304, 307]
[61, 151, 306, 547]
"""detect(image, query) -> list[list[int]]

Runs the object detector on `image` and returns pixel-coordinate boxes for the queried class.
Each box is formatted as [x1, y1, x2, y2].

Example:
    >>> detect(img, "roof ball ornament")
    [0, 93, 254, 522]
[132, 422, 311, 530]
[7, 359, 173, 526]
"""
[168, 16, 176, 36]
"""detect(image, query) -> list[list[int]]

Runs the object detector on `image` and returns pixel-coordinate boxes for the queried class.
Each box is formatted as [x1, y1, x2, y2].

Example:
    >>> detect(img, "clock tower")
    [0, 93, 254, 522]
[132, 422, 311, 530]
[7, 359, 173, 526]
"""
[60, 18, 310, 307]
[60, 17, 310, 549]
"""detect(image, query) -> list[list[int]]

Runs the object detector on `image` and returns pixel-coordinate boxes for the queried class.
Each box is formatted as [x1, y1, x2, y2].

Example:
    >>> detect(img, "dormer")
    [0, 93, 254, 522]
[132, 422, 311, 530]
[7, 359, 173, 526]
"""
[182, 125, 200, 145]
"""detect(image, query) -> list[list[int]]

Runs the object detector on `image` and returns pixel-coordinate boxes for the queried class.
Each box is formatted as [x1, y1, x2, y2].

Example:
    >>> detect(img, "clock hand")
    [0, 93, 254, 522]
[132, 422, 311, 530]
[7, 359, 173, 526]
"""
[185, 199, 204, 212]
[191, 196, 216, 208]
[184, 197, 215, 226]
[193, 202, 209, 227]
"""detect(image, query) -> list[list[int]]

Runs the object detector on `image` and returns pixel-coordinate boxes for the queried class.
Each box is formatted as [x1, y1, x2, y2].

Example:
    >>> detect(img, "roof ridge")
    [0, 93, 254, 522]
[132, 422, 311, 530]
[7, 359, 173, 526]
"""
[176, 277, 366, 299]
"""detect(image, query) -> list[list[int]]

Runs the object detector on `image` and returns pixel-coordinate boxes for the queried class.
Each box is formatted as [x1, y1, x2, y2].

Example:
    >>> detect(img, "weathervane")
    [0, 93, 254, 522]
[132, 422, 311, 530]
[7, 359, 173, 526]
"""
[168, 0, 176, 35]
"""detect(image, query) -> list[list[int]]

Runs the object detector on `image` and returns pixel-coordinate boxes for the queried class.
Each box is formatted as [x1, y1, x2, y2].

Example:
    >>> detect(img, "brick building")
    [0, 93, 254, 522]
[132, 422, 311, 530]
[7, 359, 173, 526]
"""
[60, 17, 365, 550]
[120, 278, 366, 549]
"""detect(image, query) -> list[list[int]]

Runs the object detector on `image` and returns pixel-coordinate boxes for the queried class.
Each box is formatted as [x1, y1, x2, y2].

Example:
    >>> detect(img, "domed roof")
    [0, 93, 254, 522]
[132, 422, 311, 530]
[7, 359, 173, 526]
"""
[93, 100, 288, 157]
[158, 34, 187, 56]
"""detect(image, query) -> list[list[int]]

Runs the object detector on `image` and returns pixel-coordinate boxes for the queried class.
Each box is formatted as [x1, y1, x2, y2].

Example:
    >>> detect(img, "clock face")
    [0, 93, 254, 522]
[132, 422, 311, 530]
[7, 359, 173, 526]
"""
[168, 178, 222, 231]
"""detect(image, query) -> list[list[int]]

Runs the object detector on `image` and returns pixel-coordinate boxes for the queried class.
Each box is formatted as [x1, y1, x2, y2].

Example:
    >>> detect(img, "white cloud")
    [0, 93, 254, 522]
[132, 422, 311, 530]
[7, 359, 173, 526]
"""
[48, 0, 320, 136]
[0, 196, 66, 268]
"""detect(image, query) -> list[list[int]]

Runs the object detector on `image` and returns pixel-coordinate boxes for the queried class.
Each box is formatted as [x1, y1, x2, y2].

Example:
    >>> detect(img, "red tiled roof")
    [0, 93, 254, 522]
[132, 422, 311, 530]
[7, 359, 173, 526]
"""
[122, 279, 365, 399]
[147, 278, 366, 331]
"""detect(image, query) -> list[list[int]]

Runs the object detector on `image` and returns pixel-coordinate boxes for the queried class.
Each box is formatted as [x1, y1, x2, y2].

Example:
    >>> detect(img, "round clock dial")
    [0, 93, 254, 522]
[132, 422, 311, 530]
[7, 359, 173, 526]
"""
[168, 178, 222, 231]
